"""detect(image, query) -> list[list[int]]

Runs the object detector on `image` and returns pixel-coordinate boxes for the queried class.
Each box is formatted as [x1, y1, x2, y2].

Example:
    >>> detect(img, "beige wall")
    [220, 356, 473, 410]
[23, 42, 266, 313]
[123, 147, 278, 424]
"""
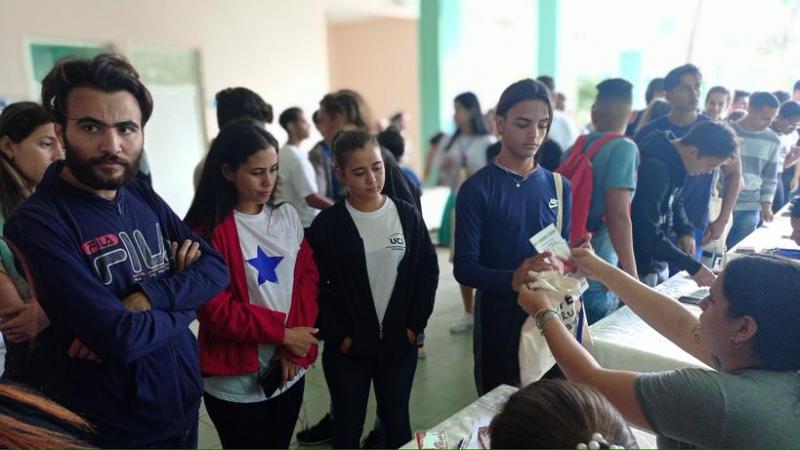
[327, 17, 421, 171]
[1, 0, 330, 141]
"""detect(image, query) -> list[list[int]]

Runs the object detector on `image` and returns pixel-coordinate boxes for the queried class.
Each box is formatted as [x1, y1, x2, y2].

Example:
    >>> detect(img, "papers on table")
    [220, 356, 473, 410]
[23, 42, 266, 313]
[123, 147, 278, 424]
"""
[415, 430, 448, 449]
[466, 416, 492, 449]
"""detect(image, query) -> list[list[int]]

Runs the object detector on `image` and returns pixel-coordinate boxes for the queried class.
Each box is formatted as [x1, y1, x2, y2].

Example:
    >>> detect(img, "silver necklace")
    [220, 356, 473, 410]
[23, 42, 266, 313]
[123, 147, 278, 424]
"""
[493, 161, 536, 188]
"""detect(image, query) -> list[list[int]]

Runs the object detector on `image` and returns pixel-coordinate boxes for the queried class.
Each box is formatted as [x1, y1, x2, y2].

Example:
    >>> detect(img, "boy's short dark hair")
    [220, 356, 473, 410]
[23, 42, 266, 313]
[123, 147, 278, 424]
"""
[41, 53, 153, 127]
[681, 121, 738, 159]
[645, 77, 665, 104]
[772, 90, 791, 104]
[377, 127, 405, 160]
[535, 75, 555, 93]
[749, 92, 780, 110]
[215, 87, 273, 128]
[596, 78, 632, 104]
[733, 90, 750, 101]
[779, 101, 800, 120]
[663, 64, 702, 91]
[278, 107, 302, 132]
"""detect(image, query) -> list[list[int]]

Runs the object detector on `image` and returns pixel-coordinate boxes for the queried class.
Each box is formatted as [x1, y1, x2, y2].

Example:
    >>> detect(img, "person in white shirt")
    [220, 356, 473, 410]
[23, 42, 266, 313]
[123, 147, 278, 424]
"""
[537, 76, 579, 150]
[429, 92, 495, 334]
[274, 107, 333, 228]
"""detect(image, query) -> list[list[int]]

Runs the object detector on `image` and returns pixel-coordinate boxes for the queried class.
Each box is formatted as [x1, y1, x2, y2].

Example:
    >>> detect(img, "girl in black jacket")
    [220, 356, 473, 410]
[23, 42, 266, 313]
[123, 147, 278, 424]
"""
[308, 130, 438, 449]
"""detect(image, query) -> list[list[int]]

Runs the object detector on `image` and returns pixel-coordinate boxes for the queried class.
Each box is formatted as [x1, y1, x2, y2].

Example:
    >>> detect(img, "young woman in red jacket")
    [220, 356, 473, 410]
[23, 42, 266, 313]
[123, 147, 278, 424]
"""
[185, 120, 319, 449]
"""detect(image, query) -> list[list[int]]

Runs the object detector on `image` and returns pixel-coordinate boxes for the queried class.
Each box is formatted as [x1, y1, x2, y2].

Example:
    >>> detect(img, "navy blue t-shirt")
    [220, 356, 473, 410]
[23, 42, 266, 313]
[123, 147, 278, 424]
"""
[635, 114, 713, 230]
[453, 163, 572, 294]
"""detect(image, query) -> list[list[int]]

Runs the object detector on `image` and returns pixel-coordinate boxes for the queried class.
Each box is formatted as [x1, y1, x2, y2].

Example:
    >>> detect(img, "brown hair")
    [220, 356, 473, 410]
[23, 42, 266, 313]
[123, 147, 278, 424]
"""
[332, 129, 378, 169]
[0, 102, 53, 218]
[41, 53, 153, 127]
[319, 89, 376, 134]
[0, 384, 92, 448]
[490, 380, 637, 449]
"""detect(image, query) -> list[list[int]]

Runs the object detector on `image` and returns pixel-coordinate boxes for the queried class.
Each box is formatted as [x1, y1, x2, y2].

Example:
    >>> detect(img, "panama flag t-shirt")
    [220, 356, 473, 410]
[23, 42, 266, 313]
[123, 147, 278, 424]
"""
[204, 204, 305, 403]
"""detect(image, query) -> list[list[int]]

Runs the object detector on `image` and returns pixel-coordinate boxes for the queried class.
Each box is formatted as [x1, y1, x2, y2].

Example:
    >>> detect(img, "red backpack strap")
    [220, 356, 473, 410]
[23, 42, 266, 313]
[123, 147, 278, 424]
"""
[571, 135, 589, 154]
[556, 135, 589, 175]
[583, 133, 624, 159]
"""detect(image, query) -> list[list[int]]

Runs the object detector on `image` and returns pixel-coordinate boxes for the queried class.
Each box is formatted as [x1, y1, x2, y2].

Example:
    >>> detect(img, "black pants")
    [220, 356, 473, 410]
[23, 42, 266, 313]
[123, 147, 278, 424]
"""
[774, 173, 787, 213]
[473, 290, 529, 395]
[203, 377, 305, 449]
[322, 344, 417, 448]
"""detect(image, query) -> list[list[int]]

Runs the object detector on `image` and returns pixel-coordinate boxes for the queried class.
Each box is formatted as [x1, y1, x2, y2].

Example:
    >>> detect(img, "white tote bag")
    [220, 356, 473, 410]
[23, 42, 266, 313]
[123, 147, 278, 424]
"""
[518, 274, 592, 386]
[518, 173, 592, 386]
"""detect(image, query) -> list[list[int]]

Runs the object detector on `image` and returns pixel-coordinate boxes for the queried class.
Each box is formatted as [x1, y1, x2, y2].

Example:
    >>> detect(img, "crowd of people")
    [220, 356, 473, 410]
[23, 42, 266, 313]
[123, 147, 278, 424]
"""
[0, 51, 799, 449]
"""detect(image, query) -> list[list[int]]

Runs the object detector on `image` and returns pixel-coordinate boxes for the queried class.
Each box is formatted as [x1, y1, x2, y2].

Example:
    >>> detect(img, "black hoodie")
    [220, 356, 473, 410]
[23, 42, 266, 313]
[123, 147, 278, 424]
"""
[631, 132, 702, 275]
[307, 197, 438, 359]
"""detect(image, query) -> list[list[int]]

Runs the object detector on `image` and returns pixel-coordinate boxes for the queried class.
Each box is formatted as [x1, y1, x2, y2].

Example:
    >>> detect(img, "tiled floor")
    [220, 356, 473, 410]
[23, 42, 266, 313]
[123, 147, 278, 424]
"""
[198, 247, 478, 448]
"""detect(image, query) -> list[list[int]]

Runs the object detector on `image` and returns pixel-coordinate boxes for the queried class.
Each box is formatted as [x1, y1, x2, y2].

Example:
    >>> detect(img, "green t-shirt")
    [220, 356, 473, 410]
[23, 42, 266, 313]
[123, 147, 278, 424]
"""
[564, 132, 639, 230]
[635, 368, 800, 448]
[0, 208, 29, 298]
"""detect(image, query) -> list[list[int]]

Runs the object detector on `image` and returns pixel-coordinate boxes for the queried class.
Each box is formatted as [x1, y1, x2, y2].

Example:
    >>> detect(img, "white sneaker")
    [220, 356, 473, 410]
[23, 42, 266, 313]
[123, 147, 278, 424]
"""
[449, 313, 474, 334]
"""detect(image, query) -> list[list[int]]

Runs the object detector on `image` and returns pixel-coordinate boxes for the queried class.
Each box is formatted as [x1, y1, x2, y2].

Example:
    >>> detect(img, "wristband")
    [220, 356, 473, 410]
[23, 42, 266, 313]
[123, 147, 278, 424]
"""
[534, 308, 560, 333]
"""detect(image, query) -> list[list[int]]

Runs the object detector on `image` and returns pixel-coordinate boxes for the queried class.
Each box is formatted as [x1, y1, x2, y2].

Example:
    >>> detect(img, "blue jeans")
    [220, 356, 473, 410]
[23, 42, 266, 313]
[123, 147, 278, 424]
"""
[583, 228, 620, 324]
[726, 210, 760, 249]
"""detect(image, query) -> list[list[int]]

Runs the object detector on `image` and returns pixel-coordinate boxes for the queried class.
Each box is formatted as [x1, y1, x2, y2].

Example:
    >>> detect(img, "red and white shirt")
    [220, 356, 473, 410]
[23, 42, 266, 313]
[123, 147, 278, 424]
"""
[204, 205, 306, 403]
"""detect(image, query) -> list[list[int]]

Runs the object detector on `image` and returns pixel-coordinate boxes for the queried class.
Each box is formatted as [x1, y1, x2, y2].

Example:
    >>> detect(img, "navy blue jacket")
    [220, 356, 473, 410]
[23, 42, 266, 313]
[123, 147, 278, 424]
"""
[4, 162, 228, 447]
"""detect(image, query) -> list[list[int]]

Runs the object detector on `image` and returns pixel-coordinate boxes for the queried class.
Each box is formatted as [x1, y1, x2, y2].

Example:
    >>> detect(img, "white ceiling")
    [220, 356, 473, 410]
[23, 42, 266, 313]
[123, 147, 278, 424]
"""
[325, 0, 419, 23]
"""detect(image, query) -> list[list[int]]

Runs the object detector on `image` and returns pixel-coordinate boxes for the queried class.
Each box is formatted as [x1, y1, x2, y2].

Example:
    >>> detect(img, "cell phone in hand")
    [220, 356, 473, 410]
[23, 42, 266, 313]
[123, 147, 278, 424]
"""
[257, 361, 283, 398]
[679, 288, 709, 305]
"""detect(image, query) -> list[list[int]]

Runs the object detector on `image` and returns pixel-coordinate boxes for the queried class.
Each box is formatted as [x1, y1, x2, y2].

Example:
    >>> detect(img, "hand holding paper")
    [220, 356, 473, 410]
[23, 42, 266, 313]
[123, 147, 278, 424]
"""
[511, 252, 559, 292]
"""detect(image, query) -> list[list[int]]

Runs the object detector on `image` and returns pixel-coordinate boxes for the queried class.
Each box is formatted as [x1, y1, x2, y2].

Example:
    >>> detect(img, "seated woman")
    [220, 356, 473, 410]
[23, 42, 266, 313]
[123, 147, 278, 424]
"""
[490, 379, 637, 449]
[518, 249, 800, 448]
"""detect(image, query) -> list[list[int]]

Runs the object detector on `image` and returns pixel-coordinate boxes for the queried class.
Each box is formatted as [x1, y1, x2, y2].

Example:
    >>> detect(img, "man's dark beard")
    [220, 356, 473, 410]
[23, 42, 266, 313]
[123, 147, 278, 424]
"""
[62, 134, 141, 190]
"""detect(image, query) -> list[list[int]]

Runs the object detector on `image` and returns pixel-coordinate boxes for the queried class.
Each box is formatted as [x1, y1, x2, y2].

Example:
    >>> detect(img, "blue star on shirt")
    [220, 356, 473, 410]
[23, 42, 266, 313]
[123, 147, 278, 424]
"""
[247, 246, 284, 285]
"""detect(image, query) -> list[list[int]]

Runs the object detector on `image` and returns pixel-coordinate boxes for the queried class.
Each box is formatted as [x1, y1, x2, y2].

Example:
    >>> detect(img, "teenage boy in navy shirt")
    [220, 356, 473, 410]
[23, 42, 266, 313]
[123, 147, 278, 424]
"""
[4, 54, 228, 448]
[454, 79, 571, 395]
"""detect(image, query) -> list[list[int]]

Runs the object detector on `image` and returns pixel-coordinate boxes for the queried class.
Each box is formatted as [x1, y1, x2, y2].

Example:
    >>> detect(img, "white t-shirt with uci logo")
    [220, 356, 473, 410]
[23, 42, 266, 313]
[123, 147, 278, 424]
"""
[346, 197, 405, 324]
